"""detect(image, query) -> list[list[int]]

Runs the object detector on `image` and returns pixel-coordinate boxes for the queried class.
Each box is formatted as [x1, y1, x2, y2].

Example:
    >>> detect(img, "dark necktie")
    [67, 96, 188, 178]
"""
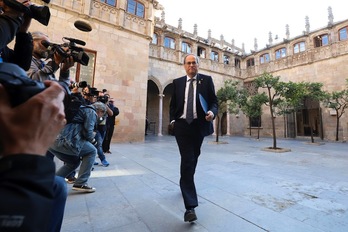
[186, 79, 194, 124]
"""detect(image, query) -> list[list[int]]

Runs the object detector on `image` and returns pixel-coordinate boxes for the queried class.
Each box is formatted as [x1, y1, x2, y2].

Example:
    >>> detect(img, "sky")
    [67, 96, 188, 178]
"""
[157, 0, 347, 53]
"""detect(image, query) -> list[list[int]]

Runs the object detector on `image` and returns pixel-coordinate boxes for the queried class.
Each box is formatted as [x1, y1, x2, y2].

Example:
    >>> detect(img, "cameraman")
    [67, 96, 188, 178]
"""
[26, 31, 75, 87]
[0, 0, 33, 70]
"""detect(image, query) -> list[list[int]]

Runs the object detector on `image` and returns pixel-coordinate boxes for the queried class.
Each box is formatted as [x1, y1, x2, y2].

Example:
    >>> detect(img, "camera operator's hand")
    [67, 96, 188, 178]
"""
[71, 86, 79, 93]
[52, 46, 69, 65]
[0, 0, 30, 18]
[0, 80, 66, 156]
[60, 56, 75, 72]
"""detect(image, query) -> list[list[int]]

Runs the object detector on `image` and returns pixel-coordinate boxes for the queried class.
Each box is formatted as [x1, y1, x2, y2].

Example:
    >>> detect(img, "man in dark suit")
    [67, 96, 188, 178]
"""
[170, 54, 218, 222]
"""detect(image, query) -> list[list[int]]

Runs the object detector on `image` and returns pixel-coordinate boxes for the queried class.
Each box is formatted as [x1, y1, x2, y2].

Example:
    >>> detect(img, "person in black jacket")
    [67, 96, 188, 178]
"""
[170, 54, 218, 223]
[103, 97, 119, 153]
[0, 69, 67, 232]
[0, 0, 33, 70]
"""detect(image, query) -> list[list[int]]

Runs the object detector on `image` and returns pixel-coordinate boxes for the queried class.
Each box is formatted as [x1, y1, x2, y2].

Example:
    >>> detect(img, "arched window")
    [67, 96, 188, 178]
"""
[181, 42, 192, 53]
[164, 37, 175, 49]
[223, 55, 230, 64]
[275, 47, 286, 59]
[314, 34, 329, 47]
[101, 0, 117, 6]
[197, 46, 206, 58]
[294, 41, 306, 54]
[235, 58, 240, 68]
[210, 51, 218, 61]
[260, 53, 270, 64]
[70, 49, 97, 86]
[247, 58, 255, 67]
[127, 0, 145, 18]
[339, 27, 348, 41]
[151, 33, 158, 45]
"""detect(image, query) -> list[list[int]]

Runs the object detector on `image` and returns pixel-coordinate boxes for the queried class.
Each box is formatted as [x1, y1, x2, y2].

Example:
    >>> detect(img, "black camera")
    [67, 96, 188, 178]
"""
[97, 95, 109, 104]
[41, 37, 89, 66]
[69, 81, 88, 90]
[0, 63, 46, 107]
[3, 0, 51, 26]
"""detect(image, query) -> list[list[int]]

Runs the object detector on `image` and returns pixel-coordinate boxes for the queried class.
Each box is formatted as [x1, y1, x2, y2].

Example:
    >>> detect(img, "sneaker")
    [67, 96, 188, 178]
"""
[101, 159, 109, 167]
[94, 162, 99, 165]
[72, 184, 96, 193]
[66, 176, 76, 184]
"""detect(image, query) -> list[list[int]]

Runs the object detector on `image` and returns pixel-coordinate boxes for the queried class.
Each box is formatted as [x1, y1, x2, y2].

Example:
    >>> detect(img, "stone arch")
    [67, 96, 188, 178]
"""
[146, 78, 160, 135]
[148, 76, 163, 93]
[163, 81, 174, 135]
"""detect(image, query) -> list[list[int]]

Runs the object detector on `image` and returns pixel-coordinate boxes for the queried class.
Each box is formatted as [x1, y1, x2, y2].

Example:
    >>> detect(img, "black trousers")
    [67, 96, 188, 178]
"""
[102, 125, 115, 152]
[174, 119, 204, 209]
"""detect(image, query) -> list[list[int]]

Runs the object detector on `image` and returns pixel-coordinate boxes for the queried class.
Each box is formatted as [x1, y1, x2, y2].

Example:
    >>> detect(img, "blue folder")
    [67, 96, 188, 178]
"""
[199, 94, 208, 114]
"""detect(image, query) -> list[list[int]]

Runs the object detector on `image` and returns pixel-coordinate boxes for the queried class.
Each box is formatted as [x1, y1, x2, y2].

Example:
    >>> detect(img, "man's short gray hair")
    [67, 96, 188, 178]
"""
[92, 102, 106, 113]
[31, 31, 48, 40]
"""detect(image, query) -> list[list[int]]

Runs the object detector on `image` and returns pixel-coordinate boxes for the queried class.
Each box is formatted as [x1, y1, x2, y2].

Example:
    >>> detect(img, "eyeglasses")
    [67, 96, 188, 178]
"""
[185, 61, 197, 66]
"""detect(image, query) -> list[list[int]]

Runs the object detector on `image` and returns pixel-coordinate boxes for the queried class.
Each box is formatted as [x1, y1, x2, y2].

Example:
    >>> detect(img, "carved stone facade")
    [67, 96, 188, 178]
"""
[26, 0, 348, 141]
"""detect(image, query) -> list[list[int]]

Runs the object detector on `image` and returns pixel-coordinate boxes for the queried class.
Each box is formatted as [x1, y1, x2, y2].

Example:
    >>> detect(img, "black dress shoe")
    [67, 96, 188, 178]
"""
[184, 209, 197, 222]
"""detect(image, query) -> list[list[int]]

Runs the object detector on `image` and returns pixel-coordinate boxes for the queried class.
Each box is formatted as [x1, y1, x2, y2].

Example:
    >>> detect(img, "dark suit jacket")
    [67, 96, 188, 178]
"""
[170, 73, 218, 136]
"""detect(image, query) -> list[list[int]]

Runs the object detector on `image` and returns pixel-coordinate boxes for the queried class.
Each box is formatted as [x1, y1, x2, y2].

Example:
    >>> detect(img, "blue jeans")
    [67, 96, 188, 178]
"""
[49, 142, 97, 186]
[49, 176, 67, 232]
[95, 130, 106, 162]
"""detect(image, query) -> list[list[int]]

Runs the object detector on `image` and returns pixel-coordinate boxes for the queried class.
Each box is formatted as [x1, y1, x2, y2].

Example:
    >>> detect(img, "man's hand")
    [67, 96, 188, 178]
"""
[0, 81, 66, 156]
[205, 111, 214, 121]
[0, 0, 31, 18]
[60, 56, 75, 72]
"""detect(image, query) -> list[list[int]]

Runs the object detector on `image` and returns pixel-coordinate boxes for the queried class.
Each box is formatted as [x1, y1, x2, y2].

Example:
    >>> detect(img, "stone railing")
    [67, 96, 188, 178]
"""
[38, 0, 152, 38]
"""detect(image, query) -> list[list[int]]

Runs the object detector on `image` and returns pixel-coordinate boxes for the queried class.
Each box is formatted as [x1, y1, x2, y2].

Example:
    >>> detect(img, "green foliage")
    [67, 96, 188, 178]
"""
[323, 89, 348, 118]
[240, 92, 267, 118]
[322, 80, 348, 141]
[216, 80, 241, 115]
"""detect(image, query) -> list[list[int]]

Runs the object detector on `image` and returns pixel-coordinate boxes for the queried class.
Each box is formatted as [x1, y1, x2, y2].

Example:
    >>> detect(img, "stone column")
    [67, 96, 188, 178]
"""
[226, 112, 231, 135]
[212, 118, 216, 135]
[158, 94, 164, 136]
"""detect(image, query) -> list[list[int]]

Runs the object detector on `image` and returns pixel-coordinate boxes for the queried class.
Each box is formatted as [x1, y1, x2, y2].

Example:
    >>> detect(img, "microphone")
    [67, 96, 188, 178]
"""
[41, 40, 52, 48]
[41, 40, 67, 57]
[63, 37, 86, 46]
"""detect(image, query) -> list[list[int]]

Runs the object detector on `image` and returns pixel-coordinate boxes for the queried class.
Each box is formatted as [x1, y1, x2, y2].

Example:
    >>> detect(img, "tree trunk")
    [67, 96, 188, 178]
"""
[257, 118, 260, 139]
[310, 125, 314, 143]
[268, 88, 277, 149]
[215, 115, 220, 143]
[336, 113, 339, 141]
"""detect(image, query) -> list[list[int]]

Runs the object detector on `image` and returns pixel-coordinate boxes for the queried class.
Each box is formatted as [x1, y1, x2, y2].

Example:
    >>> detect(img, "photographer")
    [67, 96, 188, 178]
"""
[0, 0, 33, 70]
[103, 95, 119, 154]
[26, 31, 75, 87]
[0, 78, 66, 231]
[49, 102, 107, 193]
[93, 91, 113, 167]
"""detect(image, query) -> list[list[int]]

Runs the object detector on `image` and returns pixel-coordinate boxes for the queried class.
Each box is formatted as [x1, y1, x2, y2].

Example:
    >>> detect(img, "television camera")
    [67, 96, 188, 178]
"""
[41, 37, 89, 66]
[3, 0, 51, 26]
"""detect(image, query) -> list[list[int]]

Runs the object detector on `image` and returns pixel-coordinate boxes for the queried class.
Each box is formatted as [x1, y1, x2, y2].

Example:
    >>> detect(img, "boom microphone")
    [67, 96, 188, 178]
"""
[40, 40, 68, 58]
[63, 37, 86, 46]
